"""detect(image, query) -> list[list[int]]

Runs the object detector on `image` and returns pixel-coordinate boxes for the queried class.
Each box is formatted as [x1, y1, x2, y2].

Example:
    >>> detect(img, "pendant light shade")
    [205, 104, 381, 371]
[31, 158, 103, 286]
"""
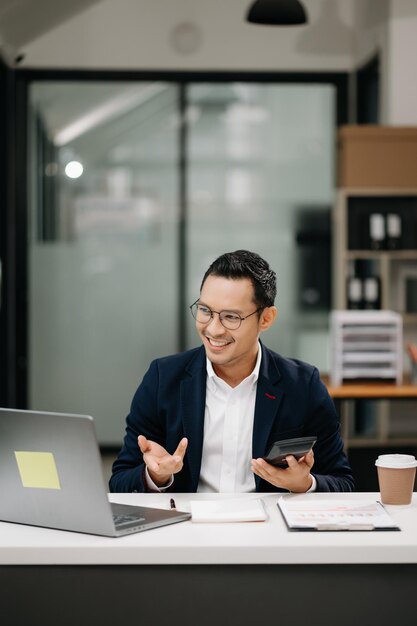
[246, 0, 308, 26]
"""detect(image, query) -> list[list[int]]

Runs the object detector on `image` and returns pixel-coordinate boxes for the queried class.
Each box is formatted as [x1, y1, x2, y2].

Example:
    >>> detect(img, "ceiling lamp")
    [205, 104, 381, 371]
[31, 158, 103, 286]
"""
[246, 0, 308, 26]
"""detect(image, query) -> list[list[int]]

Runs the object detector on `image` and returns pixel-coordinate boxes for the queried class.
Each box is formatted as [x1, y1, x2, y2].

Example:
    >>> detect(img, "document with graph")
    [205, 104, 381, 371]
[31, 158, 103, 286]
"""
[277, 498, 400, 531]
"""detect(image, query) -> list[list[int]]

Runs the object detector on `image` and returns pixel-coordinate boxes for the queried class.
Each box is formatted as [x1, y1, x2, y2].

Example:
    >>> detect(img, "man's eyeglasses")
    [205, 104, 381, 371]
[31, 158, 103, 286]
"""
[189, 300, 263, 330]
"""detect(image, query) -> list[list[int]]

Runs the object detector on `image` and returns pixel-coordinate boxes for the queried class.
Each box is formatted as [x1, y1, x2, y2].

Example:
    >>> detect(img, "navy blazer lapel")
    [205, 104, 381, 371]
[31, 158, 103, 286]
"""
[180, 348, 206, 491]
[252, 345, 284, 461]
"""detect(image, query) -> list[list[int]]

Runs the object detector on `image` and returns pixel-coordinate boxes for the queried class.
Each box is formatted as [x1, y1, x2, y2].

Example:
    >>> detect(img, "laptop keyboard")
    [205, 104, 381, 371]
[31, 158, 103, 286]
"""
[113, 513, 146, 527]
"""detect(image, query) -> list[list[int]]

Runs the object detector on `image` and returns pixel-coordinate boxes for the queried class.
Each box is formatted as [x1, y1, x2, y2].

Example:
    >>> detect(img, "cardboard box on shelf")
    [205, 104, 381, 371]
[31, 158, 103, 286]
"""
[338, 126, 417, 188]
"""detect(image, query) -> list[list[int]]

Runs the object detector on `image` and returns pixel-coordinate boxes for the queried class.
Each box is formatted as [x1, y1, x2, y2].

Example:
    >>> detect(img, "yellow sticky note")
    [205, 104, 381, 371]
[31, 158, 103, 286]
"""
[14, 451, 61, 490]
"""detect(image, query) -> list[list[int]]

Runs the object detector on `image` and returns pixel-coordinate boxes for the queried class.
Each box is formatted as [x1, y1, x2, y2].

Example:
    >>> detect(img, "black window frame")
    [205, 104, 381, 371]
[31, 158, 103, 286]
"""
[0, 67, 349, 408]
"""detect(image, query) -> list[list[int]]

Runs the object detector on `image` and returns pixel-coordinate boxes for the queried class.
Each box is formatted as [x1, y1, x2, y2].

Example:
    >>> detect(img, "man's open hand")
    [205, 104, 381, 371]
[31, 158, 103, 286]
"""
[138, 435, 188, 487]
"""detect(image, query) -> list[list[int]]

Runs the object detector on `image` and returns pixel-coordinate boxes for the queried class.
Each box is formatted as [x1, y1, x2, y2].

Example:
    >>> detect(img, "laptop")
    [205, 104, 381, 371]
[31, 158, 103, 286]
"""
[0, 407, 191, 537]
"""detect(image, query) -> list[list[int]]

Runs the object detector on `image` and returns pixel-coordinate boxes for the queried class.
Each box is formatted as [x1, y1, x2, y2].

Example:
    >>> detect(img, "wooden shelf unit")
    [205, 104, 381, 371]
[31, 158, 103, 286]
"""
[332, 187, 417, 313]
[329, 191, 417, 448]
[323, 374, 417, 399]
[322, 375, 417, 449]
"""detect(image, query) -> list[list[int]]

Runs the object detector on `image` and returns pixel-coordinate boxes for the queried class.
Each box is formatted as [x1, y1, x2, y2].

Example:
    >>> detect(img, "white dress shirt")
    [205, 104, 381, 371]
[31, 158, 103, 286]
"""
[197, 346, 262, 492]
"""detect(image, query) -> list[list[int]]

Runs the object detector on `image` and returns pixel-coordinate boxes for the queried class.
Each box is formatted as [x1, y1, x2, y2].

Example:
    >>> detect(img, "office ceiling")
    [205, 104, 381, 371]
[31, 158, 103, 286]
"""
[0, 0, 100, 55]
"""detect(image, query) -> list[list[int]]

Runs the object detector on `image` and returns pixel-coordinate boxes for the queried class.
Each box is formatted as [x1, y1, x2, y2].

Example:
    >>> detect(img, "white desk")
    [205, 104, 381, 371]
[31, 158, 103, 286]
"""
[1, 492, 416, 565]
[1, 492, 416, 626]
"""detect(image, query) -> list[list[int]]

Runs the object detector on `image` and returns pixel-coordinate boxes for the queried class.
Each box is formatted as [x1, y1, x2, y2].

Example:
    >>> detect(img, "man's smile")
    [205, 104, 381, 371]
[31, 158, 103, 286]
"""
[204, 336, 234, 350]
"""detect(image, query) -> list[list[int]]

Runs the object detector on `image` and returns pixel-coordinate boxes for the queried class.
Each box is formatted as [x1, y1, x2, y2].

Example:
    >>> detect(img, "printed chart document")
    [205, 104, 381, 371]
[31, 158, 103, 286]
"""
[277, 498, 400, 531]
[190, 498, 267, 523]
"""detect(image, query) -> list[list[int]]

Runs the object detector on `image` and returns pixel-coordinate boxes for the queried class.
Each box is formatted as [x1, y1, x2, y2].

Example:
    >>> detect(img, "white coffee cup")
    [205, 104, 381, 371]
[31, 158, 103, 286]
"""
[375, 454, 417, 505]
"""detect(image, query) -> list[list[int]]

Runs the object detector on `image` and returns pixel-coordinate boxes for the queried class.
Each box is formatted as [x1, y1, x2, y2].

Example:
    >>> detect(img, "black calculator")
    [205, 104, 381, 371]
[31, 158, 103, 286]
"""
[263, 436, 317, 467]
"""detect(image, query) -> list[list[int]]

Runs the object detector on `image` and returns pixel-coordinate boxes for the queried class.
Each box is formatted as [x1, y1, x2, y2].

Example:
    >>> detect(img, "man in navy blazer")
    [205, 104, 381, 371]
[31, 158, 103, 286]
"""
[110, 250, 354, 494]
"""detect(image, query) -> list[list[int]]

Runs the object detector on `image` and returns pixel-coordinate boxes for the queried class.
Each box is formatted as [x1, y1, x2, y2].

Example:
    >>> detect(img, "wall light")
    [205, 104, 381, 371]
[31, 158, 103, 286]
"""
[65, 160, 83, 179]
[246, 0, 308, 25]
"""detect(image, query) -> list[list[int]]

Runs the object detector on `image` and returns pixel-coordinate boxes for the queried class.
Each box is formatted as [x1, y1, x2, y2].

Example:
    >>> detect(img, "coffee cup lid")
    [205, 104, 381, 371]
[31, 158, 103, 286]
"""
[375, 453, 417, 469]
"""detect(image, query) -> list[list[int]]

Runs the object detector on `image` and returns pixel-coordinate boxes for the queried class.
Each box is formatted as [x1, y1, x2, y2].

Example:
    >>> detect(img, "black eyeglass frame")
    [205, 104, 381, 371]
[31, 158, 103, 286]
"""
[189, 299, 264, 330]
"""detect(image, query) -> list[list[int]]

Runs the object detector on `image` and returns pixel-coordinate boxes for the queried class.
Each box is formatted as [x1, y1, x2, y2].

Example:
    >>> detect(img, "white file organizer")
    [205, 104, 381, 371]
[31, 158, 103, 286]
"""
[330, 310, 403, 386]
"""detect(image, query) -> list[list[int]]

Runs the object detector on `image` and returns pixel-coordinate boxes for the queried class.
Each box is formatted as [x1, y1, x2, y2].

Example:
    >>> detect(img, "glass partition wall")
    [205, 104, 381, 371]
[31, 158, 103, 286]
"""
[185, 83, 335, 361]
[28, 82, 180, 444]
[28, 79, 336, 445]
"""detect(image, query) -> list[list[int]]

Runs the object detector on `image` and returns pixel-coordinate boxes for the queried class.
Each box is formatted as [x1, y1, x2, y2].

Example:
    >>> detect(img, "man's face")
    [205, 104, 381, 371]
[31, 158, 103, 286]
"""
[196, 275, 265, 373]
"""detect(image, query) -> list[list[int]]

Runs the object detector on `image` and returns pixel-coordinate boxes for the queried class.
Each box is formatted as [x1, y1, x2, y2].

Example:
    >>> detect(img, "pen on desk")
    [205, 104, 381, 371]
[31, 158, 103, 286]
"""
[170, 498, 176, 510]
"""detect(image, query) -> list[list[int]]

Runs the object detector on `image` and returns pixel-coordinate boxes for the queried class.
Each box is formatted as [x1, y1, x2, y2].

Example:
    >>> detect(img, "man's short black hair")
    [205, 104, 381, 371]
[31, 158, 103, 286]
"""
[200, 250, 276, 308]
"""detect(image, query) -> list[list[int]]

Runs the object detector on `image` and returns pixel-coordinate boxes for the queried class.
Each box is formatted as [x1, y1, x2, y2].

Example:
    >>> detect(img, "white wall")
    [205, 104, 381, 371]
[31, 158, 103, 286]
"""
[21, 0, 356, 71]
[352, 0, 417, 124]
[385, 0, 417, 124]
[352, 0, 389, 122]
[353, 0, 389, 67]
